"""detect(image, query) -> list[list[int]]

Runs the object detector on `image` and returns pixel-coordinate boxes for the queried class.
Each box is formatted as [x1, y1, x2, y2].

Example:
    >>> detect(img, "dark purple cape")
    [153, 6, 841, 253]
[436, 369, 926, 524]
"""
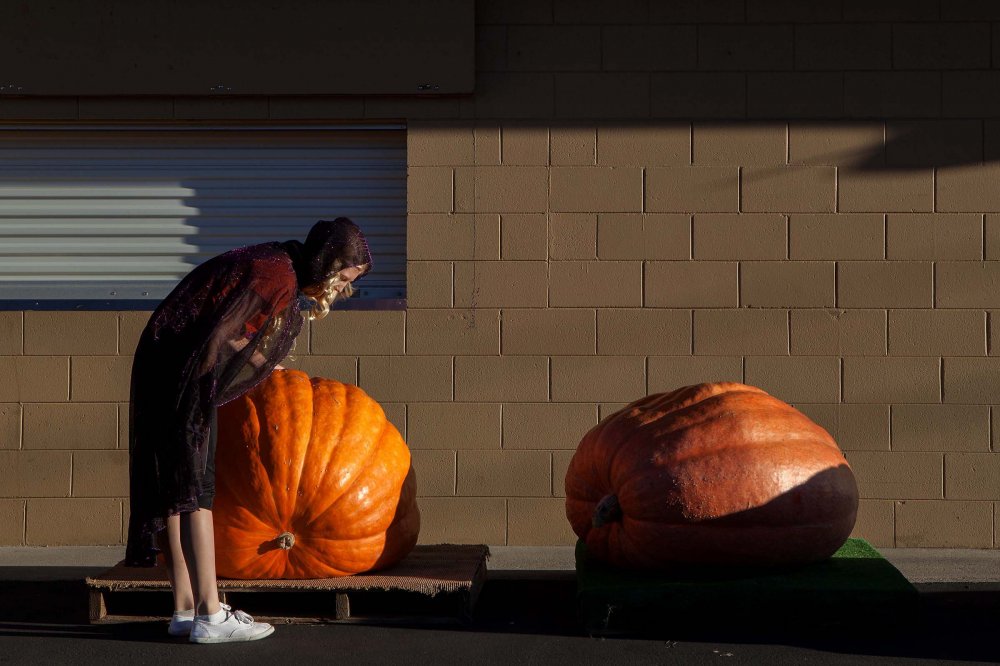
[124, 242, 302, 567]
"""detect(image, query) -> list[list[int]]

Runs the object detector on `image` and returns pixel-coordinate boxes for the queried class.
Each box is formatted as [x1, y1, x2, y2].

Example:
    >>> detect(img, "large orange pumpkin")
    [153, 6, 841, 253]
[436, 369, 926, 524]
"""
[213, 369, 419, 578]
[565, 382, 858, 568]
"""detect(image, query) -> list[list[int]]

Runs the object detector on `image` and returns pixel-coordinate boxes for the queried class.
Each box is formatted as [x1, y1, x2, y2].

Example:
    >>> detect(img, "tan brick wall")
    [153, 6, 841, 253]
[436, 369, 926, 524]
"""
[3, 1, 1000, 550]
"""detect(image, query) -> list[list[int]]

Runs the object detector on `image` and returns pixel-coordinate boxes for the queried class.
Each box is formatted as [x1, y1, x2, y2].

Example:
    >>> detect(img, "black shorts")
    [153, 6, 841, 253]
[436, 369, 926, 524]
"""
[195, 407, 217, 510]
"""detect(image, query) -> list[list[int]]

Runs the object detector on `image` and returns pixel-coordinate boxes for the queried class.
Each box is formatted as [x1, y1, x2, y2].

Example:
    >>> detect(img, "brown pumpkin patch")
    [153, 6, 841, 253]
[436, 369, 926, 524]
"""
[565, 382, 858, 568]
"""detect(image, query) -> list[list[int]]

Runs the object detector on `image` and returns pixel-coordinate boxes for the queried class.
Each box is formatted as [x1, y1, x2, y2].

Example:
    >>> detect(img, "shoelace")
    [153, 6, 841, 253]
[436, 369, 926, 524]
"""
[230, 609, 254, 624]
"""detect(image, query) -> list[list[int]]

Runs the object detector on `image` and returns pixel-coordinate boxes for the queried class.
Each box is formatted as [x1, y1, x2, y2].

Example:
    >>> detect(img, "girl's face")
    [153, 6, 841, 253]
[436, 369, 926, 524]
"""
[332, 265, 365, 293]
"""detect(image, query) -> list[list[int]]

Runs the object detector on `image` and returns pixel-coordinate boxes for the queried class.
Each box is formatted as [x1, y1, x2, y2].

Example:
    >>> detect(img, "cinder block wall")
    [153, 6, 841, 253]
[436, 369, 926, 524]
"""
[3, 0, 1000, 549]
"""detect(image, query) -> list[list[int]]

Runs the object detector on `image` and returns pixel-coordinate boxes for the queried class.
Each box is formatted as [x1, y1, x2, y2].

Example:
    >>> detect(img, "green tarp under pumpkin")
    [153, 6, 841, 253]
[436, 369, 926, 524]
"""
[576, 538, 918, 637]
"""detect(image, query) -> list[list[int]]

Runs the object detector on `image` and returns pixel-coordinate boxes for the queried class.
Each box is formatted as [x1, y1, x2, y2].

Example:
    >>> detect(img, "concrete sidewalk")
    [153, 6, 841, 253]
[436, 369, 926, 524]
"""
[0, 545, 998, 586]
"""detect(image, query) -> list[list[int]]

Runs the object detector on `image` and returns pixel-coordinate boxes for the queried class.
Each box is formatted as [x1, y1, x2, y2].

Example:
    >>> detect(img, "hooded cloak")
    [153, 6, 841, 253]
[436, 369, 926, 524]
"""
[124, 218, 371, 567]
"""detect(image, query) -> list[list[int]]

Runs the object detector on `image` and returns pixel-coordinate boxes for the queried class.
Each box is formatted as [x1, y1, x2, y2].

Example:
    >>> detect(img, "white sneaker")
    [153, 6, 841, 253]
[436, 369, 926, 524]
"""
[167, 609, 194, 637]
[189, 605, 275, 644]
[167, 603, 231, 637]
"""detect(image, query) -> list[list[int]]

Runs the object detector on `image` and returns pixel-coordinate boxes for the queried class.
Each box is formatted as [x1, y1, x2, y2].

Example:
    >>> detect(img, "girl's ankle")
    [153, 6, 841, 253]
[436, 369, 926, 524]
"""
[195, 602, 222, 616]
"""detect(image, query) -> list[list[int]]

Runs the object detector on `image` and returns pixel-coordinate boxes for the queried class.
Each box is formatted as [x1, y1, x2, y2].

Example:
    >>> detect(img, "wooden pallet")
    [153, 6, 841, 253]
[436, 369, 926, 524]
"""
[86, 544, 489, 626]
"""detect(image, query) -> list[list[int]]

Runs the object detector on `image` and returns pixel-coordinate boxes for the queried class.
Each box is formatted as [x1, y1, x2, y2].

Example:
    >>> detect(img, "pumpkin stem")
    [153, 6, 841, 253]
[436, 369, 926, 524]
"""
[592, 494, 622, 528]
[276, 531, 296, 550]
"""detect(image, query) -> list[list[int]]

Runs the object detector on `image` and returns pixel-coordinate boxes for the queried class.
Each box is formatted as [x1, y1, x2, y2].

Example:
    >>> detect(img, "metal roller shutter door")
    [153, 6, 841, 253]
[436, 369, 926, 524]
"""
[0, 124, 406, 305]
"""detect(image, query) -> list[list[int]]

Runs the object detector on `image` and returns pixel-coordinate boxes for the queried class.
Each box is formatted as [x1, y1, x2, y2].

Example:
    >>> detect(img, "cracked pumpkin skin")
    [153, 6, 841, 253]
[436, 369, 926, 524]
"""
[565, 382, 858, 568]
[213, 369, 419, 578]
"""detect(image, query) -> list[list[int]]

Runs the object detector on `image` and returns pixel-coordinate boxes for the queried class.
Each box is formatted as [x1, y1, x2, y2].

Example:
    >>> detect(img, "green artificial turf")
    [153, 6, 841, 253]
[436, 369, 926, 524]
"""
[576, 538, 918, 635]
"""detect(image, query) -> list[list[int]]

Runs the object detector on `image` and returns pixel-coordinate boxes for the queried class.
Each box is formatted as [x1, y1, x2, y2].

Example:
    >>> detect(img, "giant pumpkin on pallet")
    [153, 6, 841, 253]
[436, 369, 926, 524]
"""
[213, 369, 419, 579]
[565, 382, 858, 569]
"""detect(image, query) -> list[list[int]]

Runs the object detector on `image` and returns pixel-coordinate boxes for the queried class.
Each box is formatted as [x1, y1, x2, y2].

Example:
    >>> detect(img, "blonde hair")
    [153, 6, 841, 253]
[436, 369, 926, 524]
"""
[255, 267, 367, 365]
[300, 267, 365, 320]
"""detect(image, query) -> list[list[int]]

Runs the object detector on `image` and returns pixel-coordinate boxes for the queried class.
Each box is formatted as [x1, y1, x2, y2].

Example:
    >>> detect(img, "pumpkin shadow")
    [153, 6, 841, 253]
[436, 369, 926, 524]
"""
[256, 538, 281, 556]
[598, 463, 861, 570]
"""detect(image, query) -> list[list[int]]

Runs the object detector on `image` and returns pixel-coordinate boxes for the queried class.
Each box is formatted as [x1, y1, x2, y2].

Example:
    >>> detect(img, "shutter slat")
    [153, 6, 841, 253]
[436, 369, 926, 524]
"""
[0, 128, 406, 301]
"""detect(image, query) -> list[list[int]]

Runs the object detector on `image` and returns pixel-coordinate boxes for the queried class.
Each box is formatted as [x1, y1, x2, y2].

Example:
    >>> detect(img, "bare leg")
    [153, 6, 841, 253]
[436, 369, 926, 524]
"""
[179, 508, 222, 616]
[157, 515, 195, 613]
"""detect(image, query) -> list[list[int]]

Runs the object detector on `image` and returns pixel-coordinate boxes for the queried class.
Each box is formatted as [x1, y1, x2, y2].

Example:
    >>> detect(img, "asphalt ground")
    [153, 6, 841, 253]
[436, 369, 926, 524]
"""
[0, 573, 998, 665]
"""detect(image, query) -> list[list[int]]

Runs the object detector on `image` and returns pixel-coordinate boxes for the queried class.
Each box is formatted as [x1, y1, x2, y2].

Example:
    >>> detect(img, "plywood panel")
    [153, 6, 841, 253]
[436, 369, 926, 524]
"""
[0, 0, 473, 95]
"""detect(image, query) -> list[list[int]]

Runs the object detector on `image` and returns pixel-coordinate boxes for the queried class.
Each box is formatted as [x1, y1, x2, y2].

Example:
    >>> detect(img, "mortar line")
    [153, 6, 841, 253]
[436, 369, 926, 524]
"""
[787, 310, 791, 355]
[403, 403, 409, 448]
[888, 404, 893, 452]
[690, 309, 695, 355]
[738, 166, 743, 213]
[882, 308, 888, 355]
[939, 356, 944, 404]
[932, 167, 937, 213]
[549, 452, 554, 497]
[505, 498, 509, 546]
[840, 357, 844, 404]
[987, 311, 992, 356]
[548, 356, 553, 402]
[785, 214, 790, 259]
[834, 165, 839, 213]
[22, 500, 27, 545]
[891, 498, 897, 548]
[737, 261, 742, 307]
[688, 214, 694, 259]
[942, 451, 946, 500]
[640, 260, 646, 307]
